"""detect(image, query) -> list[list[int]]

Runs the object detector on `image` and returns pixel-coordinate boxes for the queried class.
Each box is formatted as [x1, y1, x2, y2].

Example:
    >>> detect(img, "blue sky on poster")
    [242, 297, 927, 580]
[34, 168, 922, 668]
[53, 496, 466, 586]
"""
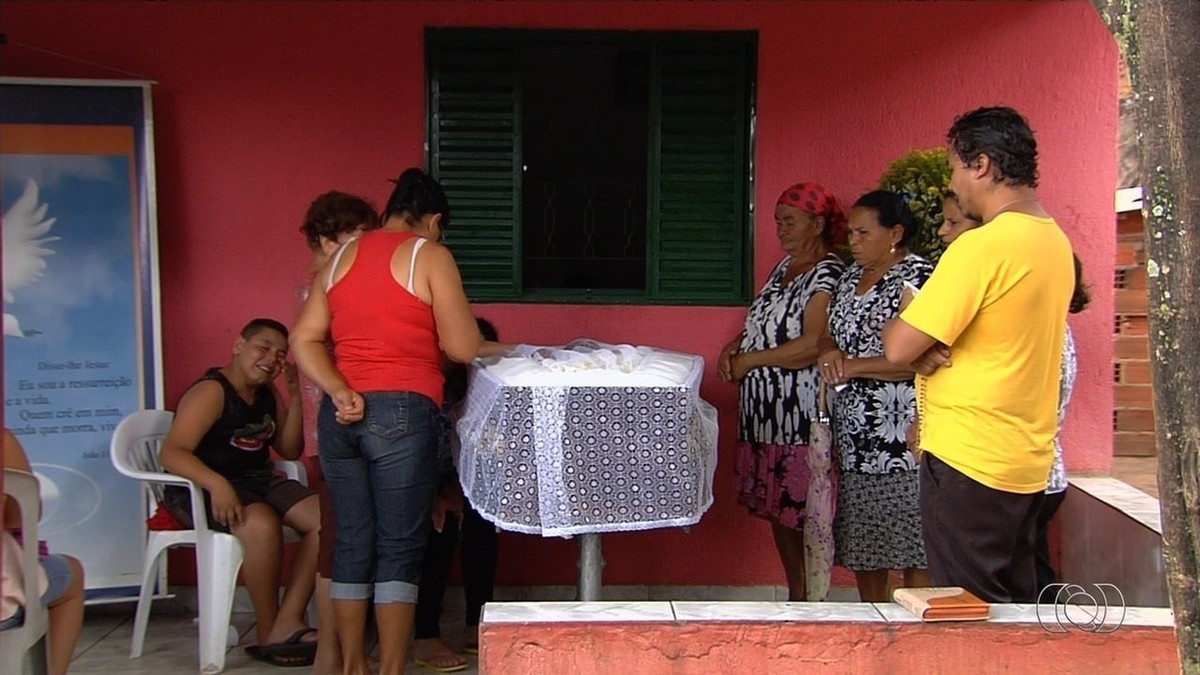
[2, 154, 135, 351]
[5, 154, 117, 189]
[2, 153, 140, 542]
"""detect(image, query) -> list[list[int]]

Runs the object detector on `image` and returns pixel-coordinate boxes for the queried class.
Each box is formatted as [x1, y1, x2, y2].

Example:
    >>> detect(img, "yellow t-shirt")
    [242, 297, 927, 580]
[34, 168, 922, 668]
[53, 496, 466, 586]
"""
[901, 211, 1073, 493]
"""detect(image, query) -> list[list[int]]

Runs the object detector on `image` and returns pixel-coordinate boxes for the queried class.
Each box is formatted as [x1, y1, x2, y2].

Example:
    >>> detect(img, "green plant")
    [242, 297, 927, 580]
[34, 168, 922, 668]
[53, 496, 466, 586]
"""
[878, 147, 952, 263]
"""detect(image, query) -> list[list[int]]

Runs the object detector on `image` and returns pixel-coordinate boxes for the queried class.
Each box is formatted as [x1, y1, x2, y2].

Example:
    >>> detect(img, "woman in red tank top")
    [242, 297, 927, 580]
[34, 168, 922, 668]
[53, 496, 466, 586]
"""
[292, 169, 481, 675]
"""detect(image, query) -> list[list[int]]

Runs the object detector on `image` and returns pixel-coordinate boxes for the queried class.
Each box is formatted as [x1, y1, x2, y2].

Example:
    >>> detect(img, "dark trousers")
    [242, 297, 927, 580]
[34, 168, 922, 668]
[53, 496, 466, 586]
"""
[414, 499, 499, 639]
[1034, 489, 1068, 593]
[919, 454, 1045, 603]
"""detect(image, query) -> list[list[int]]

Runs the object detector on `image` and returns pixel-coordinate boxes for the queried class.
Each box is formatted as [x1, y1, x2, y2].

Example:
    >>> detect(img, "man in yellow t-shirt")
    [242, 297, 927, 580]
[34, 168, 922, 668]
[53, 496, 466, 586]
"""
[883, 107, 1073, 603]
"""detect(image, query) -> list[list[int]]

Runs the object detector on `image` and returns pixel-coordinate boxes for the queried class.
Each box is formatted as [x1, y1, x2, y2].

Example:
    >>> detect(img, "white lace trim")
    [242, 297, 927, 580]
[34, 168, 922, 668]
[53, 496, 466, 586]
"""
[457, 341, 718, 537]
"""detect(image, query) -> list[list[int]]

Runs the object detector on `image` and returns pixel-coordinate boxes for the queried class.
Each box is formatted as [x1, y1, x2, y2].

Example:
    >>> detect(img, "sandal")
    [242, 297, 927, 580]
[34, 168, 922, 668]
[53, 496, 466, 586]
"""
[414, 655, 469, 673]
[413, 639, 469, 673]
[245, 628, 318, 668]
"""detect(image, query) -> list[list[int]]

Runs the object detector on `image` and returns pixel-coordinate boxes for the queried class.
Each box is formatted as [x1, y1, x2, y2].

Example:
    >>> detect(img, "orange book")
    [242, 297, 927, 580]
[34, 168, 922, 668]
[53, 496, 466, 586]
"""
[892, 587, 991, 622]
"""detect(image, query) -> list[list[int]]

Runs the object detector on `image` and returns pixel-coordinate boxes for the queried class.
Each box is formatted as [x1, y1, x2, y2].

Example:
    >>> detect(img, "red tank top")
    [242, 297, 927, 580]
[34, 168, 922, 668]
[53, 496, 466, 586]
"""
[328, 230, 443, 405]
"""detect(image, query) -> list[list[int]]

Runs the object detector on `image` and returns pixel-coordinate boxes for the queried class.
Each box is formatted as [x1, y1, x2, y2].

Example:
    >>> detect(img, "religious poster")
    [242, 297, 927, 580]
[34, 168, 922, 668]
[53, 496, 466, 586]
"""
[1, 80, 162, 596]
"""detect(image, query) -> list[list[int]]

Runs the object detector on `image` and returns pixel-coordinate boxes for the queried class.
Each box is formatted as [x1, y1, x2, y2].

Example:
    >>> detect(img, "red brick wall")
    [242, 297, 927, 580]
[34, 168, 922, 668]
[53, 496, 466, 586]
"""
[1114, 210, 1155, 455]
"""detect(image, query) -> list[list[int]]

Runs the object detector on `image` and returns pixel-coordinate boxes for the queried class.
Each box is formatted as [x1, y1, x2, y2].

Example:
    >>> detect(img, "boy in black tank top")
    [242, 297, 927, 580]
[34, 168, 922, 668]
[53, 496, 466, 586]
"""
[160, 318, 321, 666]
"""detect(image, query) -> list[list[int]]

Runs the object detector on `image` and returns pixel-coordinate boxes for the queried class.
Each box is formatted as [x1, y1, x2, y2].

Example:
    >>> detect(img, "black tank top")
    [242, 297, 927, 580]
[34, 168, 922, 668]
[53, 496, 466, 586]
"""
[193, 368, 277, 481]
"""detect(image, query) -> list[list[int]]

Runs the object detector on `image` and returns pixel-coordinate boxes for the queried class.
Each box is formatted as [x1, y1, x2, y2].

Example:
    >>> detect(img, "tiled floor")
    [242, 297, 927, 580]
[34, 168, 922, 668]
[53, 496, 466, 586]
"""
[1111, 455, 1159, 498]
[65, 587, 856, 673]
[52, 458, 1161, 673]
[66, 601, 480, 674]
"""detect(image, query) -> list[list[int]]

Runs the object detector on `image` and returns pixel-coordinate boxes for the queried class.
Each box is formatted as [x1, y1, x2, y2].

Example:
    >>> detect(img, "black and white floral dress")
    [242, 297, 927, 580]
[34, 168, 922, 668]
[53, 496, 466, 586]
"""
[734, 253, 844, 529]
[827, 254, 932, 571]
[1046, 326, 1076, 494]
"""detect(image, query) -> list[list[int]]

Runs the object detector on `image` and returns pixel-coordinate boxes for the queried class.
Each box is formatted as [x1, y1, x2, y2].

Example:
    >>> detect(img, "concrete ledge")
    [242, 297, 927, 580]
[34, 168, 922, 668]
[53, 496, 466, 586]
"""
[1059, 480, 1168, 606]
[1069, 477, 1161, 533]
[480, 602, 1178, 674]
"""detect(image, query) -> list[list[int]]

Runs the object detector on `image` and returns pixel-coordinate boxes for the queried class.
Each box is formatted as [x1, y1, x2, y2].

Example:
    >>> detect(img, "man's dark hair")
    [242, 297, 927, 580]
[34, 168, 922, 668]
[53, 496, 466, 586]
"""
[241, 318, 289, 341]
[947, 106, 1040, 188]
[300, 191, 380, 250]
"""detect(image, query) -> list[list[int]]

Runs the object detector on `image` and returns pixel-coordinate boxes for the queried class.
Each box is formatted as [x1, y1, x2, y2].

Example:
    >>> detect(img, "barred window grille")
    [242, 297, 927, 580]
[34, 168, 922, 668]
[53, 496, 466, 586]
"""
[427, 29, 756, 305]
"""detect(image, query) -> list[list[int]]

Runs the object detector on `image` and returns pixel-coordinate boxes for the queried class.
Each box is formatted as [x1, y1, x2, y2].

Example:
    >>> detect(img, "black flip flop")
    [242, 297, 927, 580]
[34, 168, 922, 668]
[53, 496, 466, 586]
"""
[245, 628, 318, 668]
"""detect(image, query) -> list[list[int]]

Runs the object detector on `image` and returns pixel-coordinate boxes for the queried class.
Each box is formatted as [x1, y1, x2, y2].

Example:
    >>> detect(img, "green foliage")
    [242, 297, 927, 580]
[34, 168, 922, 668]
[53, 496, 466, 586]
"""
[878, 148, 952, 263]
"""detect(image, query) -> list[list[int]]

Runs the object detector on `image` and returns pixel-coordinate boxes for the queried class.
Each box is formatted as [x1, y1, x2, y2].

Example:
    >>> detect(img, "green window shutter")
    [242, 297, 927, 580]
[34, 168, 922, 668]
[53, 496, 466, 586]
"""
[427, 33, 521, 301]
[649, 37, 753, 304]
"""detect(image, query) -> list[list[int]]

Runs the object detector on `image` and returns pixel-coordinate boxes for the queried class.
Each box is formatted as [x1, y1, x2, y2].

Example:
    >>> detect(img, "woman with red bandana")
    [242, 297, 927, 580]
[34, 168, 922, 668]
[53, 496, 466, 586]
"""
[718, 182, 846, 601]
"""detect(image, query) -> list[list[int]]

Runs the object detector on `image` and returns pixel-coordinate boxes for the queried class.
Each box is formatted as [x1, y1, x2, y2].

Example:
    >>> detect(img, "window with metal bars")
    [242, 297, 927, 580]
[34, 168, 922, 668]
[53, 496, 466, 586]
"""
[426, 29, 756, 305]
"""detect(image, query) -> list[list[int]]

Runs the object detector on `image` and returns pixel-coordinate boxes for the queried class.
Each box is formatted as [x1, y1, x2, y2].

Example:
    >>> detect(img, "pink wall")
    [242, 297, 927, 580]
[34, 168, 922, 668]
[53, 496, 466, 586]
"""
[3, 1, 1117, 586]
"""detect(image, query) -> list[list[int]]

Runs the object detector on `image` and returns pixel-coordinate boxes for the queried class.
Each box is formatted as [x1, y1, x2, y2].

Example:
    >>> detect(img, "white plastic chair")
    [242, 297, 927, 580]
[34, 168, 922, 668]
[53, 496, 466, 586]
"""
[110, 410, 308, 674]
[0, 469, 51, 675]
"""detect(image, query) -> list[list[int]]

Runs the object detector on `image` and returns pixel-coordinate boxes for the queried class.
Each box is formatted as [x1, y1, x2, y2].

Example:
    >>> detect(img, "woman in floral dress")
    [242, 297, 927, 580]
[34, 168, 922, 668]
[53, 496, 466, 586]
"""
[719, 182, 846, 601]
[818, 190, 932, 602]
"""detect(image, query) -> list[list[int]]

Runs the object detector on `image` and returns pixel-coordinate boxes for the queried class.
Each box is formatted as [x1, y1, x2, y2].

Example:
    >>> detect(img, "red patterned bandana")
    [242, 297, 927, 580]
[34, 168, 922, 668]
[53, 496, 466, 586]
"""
[776, 182, 848, 245]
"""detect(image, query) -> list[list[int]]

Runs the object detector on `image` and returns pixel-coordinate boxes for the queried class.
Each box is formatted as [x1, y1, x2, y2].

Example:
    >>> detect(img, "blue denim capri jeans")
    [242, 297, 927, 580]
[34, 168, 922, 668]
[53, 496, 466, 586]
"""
[318, 391, 439, 604]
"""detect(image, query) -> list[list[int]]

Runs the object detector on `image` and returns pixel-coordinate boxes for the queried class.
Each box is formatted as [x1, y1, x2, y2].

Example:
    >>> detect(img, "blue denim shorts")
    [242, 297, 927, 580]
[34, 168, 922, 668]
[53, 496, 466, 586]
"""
[0, 554, 75, 631]
[318, 391, 439, 604]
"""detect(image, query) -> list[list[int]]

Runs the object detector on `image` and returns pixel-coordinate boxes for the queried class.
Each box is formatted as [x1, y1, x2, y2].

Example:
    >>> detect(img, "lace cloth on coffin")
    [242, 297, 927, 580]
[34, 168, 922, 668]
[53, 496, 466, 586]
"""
[456, 341, 719, 537]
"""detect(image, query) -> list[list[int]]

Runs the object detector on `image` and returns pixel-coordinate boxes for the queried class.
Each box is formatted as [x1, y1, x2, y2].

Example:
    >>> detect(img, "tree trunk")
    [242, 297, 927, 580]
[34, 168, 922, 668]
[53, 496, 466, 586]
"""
[1092, 1, 1200, 672]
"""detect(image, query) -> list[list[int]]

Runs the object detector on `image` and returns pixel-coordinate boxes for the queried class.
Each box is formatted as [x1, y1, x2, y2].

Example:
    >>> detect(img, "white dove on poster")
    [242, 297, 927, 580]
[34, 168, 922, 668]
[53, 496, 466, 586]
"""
[3, 179, 59, 337]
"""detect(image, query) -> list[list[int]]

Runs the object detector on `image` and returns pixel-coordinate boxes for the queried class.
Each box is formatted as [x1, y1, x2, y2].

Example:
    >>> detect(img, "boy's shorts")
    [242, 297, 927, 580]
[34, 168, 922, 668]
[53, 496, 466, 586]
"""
[164, 474, 314, 533]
